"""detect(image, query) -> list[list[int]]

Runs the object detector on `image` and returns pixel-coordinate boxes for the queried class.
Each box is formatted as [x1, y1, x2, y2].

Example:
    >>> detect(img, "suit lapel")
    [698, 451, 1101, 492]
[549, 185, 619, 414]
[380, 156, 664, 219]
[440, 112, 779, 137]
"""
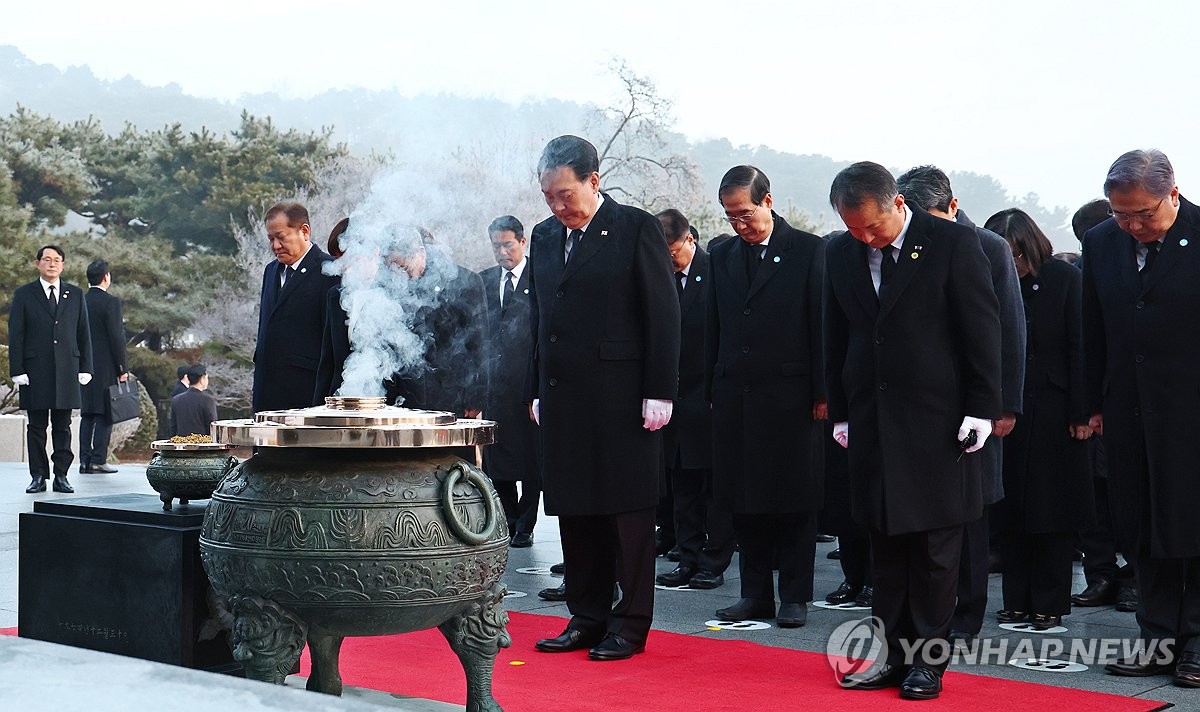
[747, 228, 788, 301]
[878, 212, 931, 321]
[36, 282, 54, 317]
[847, 240, 879, 318]
[483, 266, 501, 317]
[560, 195, 614, 284]
[270, 248, 321, 315]
[725, 240, 751, 302]
[1141, 214, 1196, 293]
[681, 249, 707, 316]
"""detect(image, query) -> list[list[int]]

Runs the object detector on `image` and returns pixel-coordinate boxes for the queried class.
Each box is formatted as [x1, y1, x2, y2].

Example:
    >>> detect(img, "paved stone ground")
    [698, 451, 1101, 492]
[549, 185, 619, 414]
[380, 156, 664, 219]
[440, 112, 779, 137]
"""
[0, 461, 1189, 709]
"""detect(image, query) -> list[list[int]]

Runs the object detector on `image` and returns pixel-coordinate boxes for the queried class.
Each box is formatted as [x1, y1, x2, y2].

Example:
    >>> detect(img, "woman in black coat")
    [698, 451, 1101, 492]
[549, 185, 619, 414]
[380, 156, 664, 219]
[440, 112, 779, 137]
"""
[985, 209, 1093, 630]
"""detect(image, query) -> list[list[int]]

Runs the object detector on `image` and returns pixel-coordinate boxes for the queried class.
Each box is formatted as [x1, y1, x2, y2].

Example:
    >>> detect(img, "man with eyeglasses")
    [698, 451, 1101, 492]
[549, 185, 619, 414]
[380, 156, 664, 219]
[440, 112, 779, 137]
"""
[1082, 149, 1200, 687]
[704, 165, 826, 629]
[8, 245, 94, 494]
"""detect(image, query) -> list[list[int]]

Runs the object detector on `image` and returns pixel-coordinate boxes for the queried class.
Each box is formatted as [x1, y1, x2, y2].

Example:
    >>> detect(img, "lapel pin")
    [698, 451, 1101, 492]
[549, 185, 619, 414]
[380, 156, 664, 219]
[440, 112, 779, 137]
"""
[910, 252, 919, 260]
[695, 275, 702, 282]
[1032, 283, 1040, 291]
[523, 288, 529, 294]
[914, 244, 923, 250]
[601, 230, 608, 236]
[773, 256, 781, 263]
[1181, 239, 1190, 247]
[301, 267, 307, 274]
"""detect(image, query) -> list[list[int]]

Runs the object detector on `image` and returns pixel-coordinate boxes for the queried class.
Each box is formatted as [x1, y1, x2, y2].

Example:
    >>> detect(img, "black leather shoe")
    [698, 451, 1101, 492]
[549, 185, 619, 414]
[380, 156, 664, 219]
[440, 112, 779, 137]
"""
[665, 546, 681, 562]
[816, 533, 837, 543]
[537, 584, 567, 601]
[655, 564, 695, 587]
[825, 580, 863, 604]
[688, 570, 724, 589]
[841, 662, 905, 690]
[535, 627, 601, 653]
[827, 548, 841, 560]
[1030, 613, 1062, 630]
[550, 562, 565, 574]
[777, 602, 807, 628]
[52, 476, 74, 493]
[900, 666, 943, 700]
[26, 476, 47, 493]
[716, 598, 775, 622]
[92, 464, 118, 474]
[1106, 656, 1174, 677]
[854, 586, 874, 608]
[948, 629, 976, 646]
[588, 634, 643, 661]
[79, 463, 94, 474]
[1175, 651, 1200, 687]
[1116, 586, 1139, 612]
[996, 609, 1028, 623]
[510, 532, 533, 548]
[1071, 577, 1118, 607]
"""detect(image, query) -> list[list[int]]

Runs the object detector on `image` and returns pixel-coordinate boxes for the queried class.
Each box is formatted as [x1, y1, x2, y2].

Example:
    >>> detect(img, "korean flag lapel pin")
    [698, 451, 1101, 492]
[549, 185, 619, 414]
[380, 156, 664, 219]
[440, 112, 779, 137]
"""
[601, 230, 608, 236]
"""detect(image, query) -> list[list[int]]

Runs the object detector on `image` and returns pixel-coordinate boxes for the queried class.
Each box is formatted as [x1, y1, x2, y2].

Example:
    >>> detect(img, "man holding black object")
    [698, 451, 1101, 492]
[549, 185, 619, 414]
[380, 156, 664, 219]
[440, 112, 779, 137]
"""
[80, 259, 127, 474]
[824, 162, 1001, 700]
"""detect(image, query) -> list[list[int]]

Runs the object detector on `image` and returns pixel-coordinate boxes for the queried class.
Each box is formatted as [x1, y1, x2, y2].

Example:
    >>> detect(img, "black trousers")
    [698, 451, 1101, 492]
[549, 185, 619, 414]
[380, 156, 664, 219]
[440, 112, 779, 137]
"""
[1002, 530, 1074, 616]
[838, 526, 873, 588]
[559, 507, 656, 645]
[492, 479, 540, 536]
[1136, 543, 1200, 656]
[732, 511, 817, 604]
[1077, 473, 1138, 585]
[79, 412, 113, 466]
[951, 511, 990, 635]
[27, 409, 73, 477]
[871, 524, 963, 672]
[669, 466, 734, 574]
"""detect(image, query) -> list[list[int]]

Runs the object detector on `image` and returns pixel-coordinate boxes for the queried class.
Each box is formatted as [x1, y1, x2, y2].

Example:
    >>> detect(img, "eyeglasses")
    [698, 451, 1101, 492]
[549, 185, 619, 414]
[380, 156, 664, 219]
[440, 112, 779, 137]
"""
[724, 203, 760, 225]
[38, 257, 64, 265]
[1109, 198, 1165, 224]
[668, 236, 694, 257]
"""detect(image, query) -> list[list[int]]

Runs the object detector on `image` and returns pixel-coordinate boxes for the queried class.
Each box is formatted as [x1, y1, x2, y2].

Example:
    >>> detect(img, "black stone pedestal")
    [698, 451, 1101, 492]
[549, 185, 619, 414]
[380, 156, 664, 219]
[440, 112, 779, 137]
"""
[18, 493, 239, 672]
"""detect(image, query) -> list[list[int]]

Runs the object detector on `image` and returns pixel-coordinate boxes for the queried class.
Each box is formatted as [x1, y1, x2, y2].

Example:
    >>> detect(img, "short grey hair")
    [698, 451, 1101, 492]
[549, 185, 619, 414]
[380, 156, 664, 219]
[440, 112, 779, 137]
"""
[1103, 149, 1175, 198]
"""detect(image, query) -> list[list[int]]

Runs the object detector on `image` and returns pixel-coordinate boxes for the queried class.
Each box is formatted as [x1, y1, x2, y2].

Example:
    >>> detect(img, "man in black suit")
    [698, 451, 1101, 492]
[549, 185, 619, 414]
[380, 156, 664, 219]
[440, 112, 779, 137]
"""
[653, 209, 733, 591]
[897, 166, 1027, 645]
[8, 245, 94, 493]
[171, 364, 218, 437]
[79, 259, 128, 474]
[529, 135, 679, 661]
[170, 366, 189, 398]
[704, 167, 826, 628]
[479, 216, 542, 548]
[1083, 150, 1200, 685]
[825, 163, 1001, 700]
[253, 202, 338, 412]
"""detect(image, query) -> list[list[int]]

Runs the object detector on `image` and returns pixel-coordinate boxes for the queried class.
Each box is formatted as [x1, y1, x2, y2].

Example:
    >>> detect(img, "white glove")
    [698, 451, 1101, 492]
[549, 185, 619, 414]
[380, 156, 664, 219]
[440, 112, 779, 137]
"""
[531, 398, 541, 425]
[957, 416, 992, 453]
[12, 374, 29, 387]
[642, 398, 673, 431]
[78, 373, 92, 385]
[833, 421, 849, 448]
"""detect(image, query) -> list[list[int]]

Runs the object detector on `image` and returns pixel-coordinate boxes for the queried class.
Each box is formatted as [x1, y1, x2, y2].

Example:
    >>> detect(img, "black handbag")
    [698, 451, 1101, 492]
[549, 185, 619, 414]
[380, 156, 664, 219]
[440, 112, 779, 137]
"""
[107, 376, 141, 424]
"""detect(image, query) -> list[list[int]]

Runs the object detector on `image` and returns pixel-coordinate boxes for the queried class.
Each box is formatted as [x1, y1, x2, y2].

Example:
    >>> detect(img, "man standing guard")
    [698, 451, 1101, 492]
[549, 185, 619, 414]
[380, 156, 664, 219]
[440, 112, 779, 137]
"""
[8, 245, 94, 493]
[253, 202, 338, 411]
[480, 215, 542, 547]
[1083, 150, 1200, 686]
[80, 259, 127, 474]
[529, 135, 679, 661]
[705, 166, 827, 627]
[654, 208, 733, 591]
[826, 162, 1000, 700]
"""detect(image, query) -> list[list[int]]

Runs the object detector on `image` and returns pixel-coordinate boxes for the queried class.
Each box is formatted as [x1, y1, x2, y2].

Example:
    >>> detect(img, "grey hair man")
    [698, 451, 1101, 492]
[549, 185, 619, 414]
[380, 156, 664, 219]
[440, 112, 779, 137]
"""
[1082, 149, 1200, 685]
[896, 165, 1027, 645]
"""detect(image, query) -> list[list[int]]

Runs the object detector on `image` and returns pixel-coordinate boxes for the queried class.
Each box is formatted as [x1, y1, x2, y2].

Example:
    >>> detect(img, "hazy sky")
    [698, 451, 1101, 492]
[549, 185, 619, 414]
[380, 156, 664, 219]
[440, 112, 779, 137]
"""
[3, 1, 1193, 210]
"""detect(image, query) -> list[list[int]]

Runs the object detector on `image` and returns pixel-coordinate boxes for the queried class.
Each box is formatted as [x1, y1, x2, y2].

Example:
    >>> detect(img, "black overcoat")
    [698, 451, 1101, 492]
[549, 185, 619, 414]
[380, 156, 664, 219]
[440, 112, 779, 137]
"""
[314, 254, 488, 415]
[8, 280, 93, 411]
[705, 216, 826, 514]
[824, 207, 1002, 536]
[171, 387, 218, 437]
[1002, 259, 1091, 533]
[663, 248, 712, 471]
[1082, 196, 1200, 558]
[528, 194, 680, 516]
[81, 287, 127, 415]
[253, 246, 338, 412]
[479, 263, 541, 482]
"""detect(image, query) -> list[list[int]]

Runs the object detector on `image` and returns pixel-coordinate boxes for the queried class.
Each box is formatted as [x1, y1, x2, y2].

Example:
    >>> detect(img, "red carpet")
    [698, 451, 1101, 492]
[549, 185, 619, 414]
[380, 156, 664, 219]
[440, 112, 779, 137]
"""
[3, 618, 1170, 710]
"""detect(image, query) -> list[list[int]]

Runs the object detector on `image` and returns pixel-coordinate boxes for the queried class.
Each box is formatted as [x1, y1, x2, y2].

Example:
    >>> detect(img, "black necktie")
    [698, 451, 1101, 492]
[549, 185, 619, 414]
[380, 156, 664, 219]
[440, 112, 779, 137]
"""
[675, 272, 686, 300]
[565, 229, 583, 264]
[502, 271, 516, 309]
[744, 241, 766, 282]
[276, 263, 288, 302]
[880, 245, 898, 293]
[48, 284, 57, 314]
[1141, 241, 1162, 285]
